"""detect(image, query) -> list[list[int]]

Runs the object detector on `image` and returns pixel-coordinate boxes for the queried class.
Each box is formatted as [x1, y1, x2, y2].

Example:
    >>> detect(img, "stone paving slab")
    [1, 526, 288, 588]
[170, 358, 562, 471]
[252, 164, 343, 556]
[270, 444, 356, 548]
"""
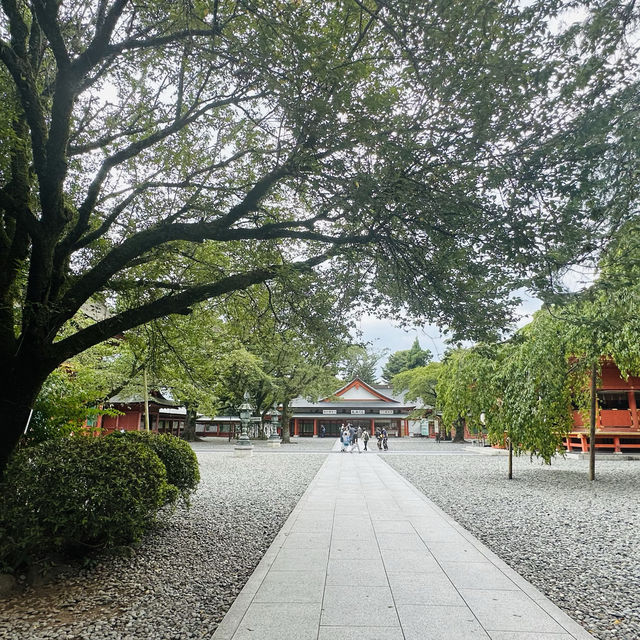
[212, 450, 595, 640]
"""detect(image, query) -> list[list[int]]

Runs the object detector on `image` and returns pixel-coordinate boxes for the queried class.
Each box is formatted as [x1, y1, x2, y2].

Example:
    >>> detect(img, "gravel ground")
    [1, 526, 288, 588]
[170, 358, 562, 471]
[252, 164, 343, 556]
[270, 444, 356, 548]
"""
[0, 449, 326, 640]
[384, 443, 640, 640]
[191, 436, 337, 453]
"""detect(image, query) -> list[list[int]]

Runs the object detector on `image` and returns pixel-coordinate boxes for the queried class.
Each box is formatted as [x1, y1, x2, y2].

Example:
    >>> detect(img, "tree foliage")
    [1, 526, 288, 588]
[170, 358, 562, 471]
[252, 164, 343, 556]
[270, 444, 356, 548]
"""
[391, 361, 443, 410]
[491, 315, 575, 463]
[338, 345, 383, 385]
[218, 276, 349, 441]
[436, 348, 497, 440]
[382, 338, 432, 382]
[438, 266, 640, 466]
[120, 275, 350, 441]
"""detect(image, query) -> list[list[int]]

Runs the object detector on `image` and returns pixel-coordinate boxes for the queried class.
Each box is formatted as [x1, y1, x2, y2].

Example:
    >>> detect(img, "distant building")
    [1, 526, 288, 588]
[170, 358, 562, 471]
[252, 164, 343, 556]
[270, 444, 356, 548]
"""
[101, 392, 183, 434]
[566, 361, 640, 453]
[98, 377, 441, 440]
[288, 377, 417, 437]
[195, 415, 245, 439]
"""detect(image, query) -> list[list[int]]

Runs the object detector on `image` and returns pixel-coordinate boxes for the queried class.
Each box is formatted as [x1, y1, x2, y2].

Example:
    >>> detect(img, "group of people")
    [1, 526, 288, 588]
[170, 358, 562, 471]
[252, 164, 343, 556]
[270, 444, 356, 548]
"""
[339, 423, 388, 452]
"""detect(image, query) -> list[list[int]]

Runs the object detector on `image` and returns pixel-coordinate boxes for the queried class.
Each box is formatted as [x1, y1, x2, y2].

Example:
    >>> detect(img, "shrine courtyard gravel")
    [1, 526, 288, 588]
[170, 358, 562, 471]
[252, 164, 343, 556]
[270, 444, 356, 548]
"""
[385, 442, 640, 640]
[0, 438, 638, 640]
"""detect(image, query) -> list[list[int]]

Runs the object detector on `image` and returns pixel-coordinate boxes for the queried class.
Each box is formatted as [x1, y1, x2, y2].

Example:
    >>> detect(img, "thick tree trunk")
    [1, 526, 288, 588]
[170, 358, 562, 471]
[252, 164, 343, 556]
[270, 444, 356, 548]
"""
[280, 399, 291, 444]
[181, 405, 198, 442]
[453, 415, 466, 443]
[0, 365, 50, 479]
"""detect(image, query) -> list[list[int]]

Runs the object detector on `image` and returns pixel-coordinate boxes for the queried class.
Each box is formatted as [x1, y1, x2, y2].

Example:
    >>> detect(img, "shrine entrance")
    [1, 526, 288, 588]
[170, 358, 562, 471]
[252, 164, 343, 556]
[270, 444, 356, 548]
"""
[319, 421, 343, 437]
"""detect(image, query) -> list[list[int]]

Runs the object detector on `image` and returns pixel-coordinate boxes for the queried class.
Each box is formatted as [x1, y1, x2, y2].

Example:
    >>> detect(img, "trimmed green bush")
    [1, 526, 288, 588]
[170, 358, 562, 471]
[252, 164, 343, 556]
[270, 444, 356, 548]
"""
[108, 431, 200, 503]
[0, 437, 177, 572]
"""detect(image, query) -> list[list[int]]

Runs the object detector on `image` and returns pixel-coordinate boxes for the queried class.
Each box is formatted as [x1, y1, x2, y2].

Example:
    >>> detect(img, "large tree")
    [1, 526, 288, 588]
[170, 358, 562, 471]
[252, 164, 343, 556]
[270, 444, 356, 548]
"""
[220, 275, 348, 442]
[0, 1, 619, 473]
[392, 361, 442, 410]
[437, 347, 497, 443]
[381, 338, 432, 382]
[338, 345, 383, 386]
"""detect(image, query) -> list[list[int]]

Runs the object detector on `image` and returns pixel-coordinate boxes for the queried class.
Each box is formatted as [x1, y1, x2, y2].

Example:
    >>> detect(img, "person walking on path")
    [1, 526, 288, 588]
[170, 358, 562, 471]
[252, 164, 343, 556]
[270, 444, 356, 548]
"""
[381, 427, 388, 451]
[376, 429, 383, 450]
[340, 429, 350, 452]
[362, 430, 370, 451]
[351, 427, 361, 453]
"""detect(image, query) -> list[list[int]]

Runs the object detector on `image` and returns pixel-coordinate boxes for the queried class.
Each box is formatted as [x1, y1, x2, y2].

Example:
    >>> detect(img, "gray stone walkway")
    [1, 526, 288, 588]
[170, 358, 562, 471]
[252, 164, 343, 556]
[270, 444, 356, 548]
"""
[212, 448, 594, 640]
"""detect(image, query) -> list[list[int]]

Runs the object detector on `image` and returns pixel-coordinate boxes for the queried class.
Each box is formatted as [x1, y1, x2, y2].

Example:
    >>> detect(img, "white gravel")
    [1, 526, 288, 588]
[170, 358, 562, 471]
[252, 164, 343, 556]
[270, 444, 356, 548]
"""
[0, 448, 326, 640]
[384, 442, 640, 640]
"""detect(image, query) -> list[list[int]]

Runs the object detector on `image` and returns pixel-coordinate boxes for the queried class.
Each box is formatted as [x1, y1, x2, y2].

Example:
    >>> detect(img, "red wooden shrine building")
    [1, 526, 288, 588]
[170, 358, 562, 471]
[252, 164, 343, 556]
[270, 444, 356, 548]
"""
[565, 361, 640, 453]
[98, 392, 188, 436]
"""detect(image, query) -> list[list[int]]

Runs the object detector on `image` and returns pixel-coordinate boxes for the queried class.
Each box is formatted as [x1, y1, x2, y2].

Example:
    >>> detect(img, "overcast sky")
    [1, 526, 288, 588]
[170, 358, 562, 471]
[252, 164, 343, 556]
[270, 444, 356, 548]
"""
[353, 293, 545, 376]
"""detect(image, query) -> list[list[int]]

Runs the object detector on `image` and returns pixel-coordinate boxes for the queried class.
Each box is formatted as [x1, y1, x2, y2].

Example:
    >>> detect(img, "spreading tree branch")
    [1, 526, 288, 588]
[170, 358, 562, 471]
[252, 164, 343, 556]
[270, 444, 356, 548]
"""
[50, 253, 330, 364]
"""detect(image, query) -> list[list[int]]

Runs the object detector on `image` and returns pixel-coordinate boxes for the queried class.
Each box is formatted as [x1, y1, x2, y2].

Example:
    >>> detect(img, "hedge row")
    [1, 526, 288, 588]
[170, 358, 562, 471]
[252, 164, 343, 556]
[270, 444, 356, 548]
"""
[0, 433, 199, 573]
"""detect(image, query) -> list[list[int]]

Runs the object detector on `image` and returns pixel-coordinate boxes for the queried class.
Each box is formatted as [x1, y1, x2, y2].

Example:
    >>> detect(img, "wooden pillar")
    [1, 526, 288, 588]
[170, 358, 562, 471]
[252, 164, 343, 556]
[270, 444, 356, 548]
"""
[614, 436, 621, 453]
[294, 418, 299, 436]
[629, 391, 639, 430]
[581, 434, 589, 453]
[370, 418, 375, 435]
[589, 361, 597, 481]
[313, 418, 318, 437]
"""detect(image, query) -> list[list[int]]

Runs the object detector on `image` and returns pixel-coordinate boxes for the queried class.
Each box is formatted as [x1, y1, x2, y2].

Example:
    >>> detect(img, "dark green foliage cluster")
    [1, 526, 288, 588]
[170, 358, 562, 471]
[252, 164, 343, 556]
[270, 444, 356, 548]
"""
[0, 436, 180, 573]
[382, 339, 432, 382]
[108, 431, 200, 503]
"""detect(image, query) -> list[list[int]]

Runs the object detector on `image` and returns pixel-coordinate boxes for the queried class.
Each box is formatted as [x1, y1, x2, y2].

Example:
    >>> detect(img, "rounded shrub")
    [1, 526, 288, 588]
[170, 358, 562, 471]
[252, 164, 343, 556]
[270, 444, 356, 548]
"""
[0, 436, 177, 572]
[108, 431, 200, 503]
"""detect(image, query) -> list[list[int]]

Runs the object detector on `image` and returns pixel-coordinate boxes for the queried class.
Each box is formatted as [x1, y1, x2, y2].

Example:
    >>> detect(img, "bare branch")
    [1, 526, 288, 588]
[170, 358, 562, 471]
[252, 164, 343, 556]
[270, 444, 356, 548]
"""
[71, 0, 129, 78]
[50, 253, 330, 363]
[63, 90, 264, 251]
[30, 0, 70, 68]
[104, 27, 219, 57]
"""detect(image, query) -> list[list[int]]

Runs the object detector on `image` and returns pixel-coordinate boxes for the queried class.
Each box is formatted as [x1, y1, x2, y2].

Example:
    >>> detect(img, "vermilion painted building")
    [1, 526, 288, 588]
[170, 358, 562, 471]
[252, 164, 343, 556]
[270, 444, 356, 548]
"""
[288, 377, 417, 437]
[101, 393, 183, 434]
[566, 361, 640, 453]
